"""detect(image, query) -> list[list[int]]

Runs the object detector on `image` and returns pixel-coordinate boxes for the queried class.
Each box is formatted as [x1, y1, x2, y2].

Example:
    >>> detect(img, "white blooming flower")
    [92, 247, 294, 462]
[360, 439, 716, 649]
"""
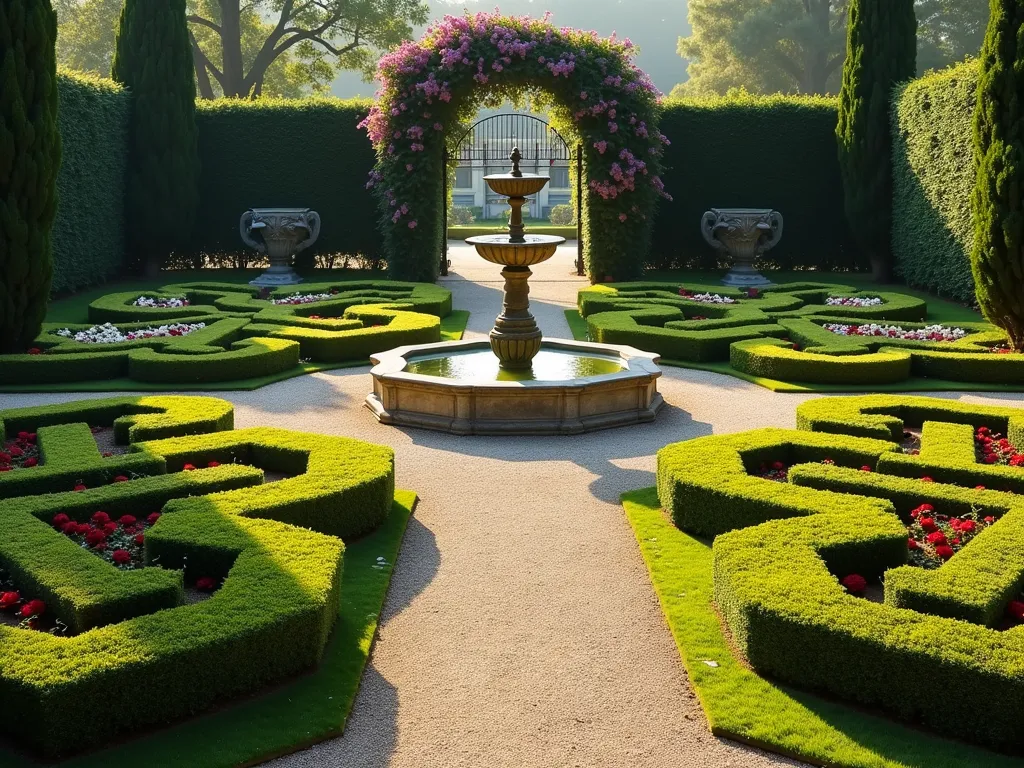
[686, 293, 736, 304]
[823, 323, 967, 342]
[133, 296, 190, 308]
[825, 296, 884, 307]
[272, 293, 335, 305]
[55, 322, 206, 344]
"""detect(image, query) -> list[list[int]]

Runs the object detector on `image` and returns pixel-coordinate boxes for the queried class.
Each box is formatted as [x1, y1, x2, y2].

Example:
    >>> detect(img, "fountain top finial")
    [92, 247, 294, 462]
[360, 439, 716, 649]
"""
[509, 146, 523, 178]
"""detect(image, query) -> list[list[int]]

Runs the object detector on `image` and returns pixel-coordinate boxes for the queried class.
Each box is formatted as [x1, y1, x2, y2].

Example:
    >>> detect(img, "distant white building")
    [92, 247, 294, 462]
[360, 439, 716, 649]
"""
[450, 113, 574, 220]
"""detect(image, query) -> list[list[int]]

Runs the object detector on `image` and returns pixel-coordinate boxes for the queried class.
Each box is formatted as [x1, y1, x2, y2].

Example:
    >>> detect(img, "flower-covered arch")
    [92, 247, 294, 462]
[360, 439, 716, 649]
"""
[360, 11, 671, 283]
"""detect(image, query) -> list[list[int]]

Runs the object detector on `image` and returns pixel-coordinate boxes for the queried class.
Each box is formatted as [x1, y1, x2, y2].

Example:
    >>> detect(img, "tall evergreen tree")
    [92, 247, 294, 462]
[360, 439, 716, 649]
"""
[112, 0, 199, 274]
[835, 0, 916, 280]
[0, 0, 61, 353]
[971, 0, 1024, 350]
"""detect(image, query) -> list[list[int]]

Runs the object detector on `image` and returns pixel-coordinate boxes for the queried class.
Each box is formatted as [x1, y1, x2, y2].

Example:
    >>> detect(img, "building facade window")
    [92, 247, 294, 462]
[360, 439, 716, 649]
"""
[549, 166, 570, 189]
[454, 167, 473, 189]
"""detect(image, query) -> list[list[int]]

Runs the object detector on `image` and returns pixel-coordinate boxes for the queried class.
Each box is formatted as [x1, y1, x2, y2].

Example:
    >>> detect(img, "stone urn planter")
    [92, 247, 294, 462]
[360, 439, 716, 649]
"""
[241, 208, 321, 287]
[701, 208, 783, 288]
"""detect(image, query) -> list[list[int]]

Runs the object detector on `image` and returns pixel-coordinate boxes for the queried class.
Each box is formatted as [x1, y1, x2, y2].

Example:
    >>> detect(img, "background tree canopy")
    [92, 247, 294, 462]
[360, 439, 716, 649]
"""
[674, 0, 990, 96]
[55, 0, 427, 99]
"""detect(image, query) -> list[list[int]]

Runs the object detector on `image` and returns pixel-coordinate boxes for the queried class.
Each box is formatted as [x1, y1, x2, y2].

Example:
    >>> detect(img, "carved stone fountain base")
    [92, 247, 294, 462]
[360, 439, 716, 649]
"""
[721, 265, 775, 288]
[249, 266, 304, 288]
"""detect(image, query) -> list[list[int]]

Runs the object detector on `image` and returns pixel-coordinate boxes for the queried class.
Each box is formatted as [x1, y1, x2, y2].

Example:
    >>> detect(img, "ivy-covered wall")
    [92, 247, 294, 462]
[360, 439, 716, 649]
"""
[52, 71, 130, 293]
[650, 95, 859, 272]
[891, 61, 978, 303]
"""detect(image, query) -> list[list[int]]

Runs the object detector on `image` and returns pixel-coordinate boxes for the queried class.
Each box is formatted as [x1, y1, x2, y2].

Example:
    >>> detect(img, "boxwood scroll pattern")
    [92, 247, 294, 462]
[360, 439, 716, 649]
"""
[0, 395, 398, 756]
[360, 11, 669, 282]
[656, 395, 1024, 750]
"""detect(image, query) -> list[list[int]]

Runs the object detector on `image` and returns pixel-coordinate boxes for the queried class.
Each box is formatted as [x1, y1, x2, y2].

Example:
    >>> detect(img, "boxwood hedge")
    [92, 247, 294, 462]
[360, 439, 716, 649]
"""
[0, 395, 396, 755]
[656, 394, 1024, 750]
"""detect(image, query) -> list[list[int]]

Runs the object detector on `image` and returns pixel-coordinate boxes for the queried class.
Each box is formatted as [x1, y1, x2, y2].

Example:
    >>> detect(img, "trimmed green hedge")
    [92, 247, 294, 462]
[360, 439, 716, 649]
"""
[192, 98, 379, 264]
[657, 395, 1024, 750]
[52, 71, 130, 293]
[0, 395, 396, 756]
[730, 338, 913, 384]
[652, 96, 858, 271]
[891, 61, 978, 304]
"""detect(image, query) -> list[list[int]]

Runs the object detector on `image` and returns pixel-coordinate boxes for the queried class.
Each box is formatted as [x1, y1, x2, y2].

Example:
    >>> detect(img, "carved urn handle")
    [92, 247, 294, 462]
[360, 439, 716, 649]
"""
[700, 209, 728, 252]
[239, 210, 267, 254]
[294, 210, 322, 253]
[759, 210, 784, 255]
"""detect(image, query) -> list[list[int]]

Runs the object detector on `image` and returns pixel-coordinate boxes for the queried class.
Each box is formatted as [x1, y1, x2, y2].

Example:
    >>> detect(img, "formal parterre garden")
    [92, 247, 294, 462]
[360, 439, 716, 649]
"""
[0, 395, 413, 764]
[572, 281, 1024, 391]
[0, 281, 463, 391]
[625, 395, 1024, 766]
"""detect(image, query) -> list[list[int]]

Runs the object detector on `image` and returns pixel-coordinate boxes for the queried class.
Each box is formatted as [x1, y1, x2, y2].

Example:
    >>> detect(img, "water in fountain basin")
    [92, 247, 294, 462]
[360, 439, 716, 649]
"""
[403, 348, 625, 382]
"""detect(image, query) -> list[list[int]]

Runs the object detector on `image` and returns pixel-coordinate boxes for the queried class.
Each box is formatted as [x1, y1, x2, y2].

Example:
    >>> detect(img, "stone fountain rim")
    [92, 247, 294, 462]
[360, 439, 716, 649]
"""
[369, 338, 661, 390]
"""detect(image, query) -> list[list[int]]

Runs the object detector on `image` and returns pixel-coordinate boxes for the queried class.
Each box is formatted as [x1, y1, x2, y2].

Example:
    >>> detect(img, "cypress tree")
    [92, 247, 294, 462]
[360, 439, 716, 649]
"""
[836, 0, 917, 281]
[972, 0, 1024, 350]
[0, 0, 61, 353]
[112, 0, 199, 275]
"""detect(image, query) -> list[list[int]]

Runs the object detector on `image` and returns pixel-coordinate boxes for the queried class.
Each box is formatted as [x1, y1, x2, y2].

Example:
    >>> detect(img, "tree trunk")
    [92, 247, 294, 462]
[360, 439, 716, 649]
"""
[218, 0, 246, 96]
[191, 39, 215, 99]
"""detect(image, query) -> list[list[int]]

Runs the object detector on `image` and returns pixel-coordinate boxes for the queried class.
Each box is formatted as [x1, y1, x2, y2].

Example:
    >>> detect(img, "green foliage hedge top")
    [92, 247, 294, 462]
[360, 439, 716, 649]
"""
[657, 394, 1024, 750]
[52, 70, 130, 294]
[891, 61, 979, 304]
[653, 94, 857, 271]
[0, 395, 396, 755]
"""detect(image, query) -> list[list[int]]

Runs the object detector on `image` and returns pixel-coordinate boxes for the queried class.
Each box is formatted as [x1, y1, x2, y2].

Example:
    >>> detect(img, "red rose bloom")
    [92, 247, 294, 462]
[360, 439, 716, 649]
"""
[978, 426, 991, 435]
[85, 529, 106, 546]
[860, 465, 871, 472]
[118, 515, 137, 526]
[75, 522, 90, 536]
[91, 511, 110, 525]
[183, 463, 196, 471]
[908, 538, 920, 550]
[134, 534, 145, 546]
[27, 347, 41, 355]
[20, 599, 45, 618]
[147, 512, 161, 525]
[207, 461, 221, 468]
[103, 522, 118, 534]
[841, 574, 867, 593]
[926, 531, 948, 545]
[52, 513, 70, 527]
[0, 591, 20, 609]
[976, 485, 986, 491]
[1008, 600, 1024, 620]
[921, 476, 934, 483]
[959, 520, 977, 533]
[111, 549, 131, 565]
[984, 454, 999, 464]
[61, 521, 78, 535]
[935, 545, 955, 560]
[22, 457, 37, 468]
[919, 517, 937, 532]
[112, 475, 129, 483]
[985, 516, 997, 524]
[73, 484, 87, 492]
[9, 445, 22, 457]
[771, 461, 785, 471]
[195, 576, 217, 592]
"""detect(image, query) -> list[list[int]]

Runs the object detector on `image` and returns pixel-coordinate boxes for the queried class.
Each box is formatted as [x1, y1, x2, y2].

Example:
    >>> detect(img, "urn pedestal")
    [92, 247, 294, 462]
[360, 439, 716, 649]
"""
[701, 208, 784, 288]
[241, 207, 321, 288]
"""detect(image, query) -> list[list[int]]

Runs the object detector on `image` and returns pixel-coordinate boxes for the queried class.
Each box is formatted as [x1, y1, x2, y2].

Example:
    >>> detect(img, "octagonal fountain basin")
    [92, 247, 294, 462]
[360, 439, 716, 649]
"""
[365, 339, 664, 436]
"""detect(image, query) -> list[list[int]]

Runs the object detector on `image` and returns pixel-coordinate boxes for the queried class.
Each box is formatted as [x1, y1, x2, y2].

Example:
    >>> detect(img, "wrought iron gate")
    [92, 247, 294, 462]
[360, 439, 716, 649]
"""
[441, 113, 584, 276]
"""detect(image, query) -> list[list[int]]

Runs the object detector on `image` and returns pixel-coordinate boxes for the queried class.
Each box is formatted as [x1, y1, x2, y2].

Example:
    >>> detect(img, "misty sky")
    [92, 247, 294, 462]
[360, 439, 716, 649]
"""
[331, 0, 691, 99]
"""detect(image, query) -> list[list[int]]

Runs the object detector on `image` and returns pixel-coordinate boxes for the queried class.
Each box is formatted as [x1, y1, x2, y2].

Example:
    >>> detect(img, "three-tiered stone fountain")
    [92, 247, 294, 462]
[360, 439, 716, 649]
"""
[365, 148, 664, 435]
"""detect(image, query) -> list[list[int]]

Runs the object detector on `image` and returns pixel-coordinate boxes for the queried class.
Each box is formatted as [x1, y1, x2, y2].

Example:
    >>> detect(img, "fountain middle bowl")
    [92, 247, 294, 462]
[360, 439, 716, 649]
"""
[465, 233, 566, 267]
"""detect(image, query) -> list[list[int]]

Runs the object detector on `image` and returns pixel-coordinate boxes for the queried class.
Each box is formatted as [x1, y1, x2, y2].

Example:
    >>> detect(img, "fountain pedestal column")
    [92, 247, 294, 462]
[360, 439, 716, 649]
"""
[490, 265, 542, 368]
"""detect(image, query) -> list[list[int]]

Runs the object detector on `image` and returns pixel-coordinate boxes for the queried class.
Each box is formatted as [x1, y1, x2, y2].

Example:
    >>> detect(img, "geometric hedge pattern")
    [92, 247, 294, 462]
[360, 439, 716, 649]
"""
[580, 282, 1021, 385]
[0, 281, 452, 386]
[0, 395, 396, 755]
[657, 395, 1024, 750]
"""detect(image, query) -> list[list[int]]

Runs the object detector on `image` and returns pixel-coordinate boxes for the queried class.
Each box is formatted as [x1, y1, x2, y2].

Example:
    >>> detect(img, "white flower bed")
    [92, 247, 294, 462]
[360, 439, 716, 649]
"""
[272, 293, 334, 305]
[823, 322, 968, 342]
[132, 296, 190, 308]
[56, 322, 206, 344]
[825, 296, 883, 307]
[678, 290, 736, 304]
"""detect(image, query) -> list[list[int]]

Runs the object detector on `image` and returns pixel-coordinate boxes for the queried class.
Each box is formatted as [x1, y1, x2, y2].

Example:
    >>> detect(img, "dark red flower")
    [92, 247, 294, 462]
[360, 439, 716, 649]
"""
[112, 475, 129, 483]
[85, 529, 106, 547]
[183, 463, 196, 471]
[118, 515, 137, 527]
[91, 511, 110, 525]
[771, 461, 785, 471]
[9, 445, 23, 457]
[921, 476, 934, 483]
[841, 574, 867, 593]
[207, 461, 220, 468]
[908, 538, 920, 550]
[195, 576, 217, 592]
[52, 513, 70, 527]
[984, 454, 999, 464]
[74, 522, 90, 536]
[134, 534, 145, 546]
[20, 599, 45, 618]
[27, 347, 41, 355]
[22, 457, 37, 468]
[860, 465, 871, 472]
[926, 531, 948, 546]
[73, 483, 87, 492]
[935, 545, 955, 560]
[0, 591, 20, 609]
[147, 512, 161, 525]
[919, 517, 937, 533]
[985, 516, 997, 524]
[976, 485, 986, 491]
[959, 520, 977, 533]
[111, 549, 131, 565]
[1008, 600, 1024, 620]
[103, 521, 118, 534]
[61, 521, 78, 535]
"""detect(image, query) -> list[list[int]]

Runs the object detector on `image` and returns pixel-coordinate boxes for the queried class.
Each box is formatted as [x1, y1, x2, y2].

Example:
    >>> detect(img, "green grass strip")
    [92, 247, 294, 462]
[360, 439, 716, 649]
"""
[0, 312, 469, 394]
[0, 491, 415, 768]
[565, 310, 1024, 394]
[622, 488, 1019, 768]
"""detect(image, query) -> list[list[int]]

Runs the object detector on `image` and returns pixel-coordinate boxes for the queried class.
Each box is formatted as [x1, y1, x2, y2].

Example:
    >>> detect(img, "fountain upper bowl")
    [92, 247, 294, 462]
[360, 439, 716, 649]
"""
[483, 173, 550, 198]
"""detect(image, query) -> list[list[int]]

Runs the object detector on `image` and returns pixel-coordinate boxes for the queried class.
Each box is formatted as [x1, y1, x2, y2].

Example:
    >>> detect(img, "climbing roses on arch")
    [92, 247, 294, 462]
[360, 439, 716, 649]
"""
[360, 11, 669, 282]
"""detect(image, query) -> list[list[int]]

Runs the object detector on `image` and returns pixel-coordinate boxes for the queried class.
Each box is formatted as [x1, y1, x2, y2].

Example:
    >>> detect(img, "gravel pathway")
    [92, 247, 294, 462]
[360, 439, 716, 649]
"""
[5, 245, 1022, 767]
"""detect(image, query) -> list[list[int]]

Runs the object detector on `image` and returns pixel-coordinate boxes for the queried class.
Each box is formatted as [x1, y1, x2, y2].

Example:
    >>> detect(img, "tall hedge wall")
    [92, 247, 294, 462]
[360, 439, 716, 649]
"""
[52, 71, 130, 293]
[891, 61, 978, 304]
[192, 98, 380, 263]
[650, 95, 859, 272]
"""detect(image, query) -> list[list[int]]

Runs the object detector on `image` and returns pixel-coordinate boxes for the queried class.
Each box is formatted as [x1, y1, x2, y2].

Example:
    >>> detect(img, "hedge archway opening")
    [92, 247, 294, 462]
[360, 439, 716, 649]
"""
[360, 11, 670, 283]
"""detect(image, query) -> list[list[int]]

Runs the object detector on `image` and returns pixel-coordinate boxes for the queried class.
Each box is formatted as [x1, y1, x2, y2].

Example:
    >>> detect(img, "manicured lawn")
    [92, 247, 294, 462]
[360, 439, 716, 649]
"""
[0, 492, 415, 768]
[622, 488, 1020, 768]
